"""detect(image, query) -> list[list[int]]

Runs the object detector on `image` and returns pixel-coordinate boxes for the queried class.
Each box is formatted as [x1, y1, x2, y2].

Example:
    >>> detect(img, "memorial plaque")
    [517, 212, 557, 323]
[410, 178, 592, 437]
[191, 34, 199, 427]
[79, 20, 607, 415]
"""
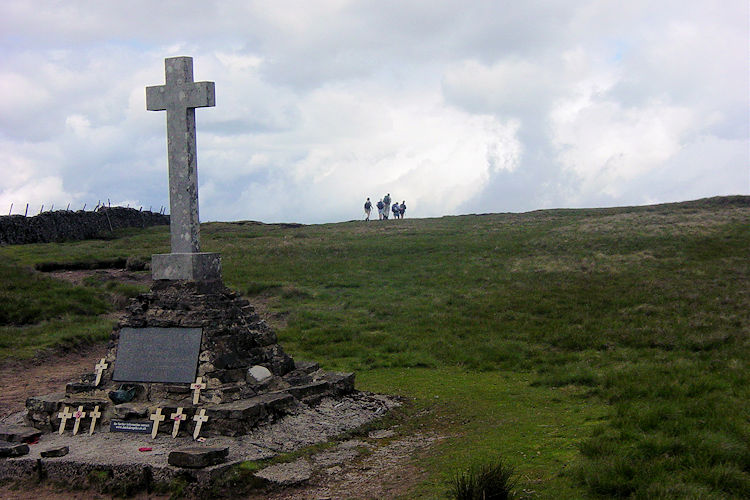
[113, 327, 202, 383]
[110, 420, 153, 434]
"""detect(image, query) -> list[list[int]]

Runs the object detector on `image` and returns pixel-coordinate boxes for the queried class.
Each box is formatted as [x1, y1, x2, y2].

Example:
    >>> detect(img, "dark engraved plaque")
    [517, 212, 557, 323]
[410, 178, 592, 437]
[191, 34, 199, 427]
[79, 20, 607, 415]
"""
[113, 327, 202, 383]
[110, 420, 153, 434]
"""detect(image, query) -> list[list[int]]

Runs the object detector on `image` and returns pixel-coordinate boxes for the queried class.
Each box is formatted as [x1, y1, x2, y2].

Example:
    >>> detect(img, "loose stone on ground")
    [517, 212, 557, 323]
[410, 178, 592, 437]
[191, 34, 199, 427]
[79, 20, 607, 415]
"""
[40, 446, 69, 458]
[0, 443, 29, 458]
[168, 446, 229, 468]
[0, 425, 42, 443]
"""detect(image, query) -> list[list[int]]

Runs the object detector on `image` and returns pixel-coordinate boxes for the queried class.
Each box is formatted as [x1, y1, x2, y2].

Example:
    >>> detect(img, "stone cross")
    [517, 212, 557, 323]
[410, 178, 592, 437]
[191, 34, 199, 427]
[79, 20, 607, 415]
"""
[150, 408, 166, 439]
[89, 405, 101, 435]
[190, 376, 206, 405]
[171, 407, 186, 438]
[147, 56, 220, 281]
[72, 406, 86, 436]
[94, 358, 108, 386]
[192, 409, 209, 440]
[57, 406, 73, 435]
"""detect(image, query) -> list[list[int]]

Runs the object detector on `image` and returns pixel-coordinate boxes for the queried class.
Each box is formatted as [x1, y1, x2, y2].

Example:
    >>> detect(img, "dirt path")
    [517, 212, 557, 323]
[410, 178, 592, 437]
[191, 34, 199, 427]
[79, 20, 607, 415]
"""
[0, 344, 108, 419]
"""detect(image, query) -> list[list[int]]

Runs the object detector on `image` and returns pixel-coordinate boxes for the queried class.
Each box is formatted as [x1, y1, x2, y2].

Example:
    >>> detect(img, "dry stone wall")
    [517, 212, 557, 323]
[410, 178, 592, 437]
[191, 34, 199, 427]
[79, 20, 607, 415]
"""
[0, 207, 169, 245]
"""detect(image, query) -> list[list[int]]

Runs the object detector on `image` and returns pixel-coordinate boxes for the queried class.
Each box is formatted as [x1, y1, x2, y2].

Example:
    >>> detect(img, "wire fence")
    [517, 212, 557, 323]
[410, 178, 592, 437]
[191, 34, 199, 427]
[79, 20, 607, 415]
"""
[4, 199, 167, 217]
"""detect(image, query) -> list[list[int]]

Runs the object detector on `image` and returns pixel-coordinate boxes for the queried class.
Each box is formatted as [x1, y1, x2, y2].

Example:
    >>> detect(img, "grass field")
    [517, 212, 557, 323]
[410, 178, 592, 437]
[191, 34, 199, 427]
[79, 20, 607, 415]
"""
[0, 196, 748, 498]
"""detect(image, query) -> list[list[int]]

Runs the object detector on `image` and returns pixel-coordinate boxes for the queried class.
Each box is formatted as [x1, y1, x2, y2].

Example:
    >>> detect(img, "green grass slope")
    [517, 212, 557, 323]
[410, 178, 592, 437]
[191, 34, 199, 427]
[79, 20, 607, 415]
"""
[0, 196, 748, 498]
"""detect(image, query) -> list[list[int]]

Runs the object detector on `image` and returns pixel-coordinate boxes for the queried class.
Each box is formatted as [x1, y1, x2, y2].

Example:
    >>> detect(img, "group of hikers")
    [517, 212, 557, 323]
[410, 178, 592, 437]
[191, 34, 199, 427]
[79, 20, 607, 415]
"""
[363, 193, 406, 221]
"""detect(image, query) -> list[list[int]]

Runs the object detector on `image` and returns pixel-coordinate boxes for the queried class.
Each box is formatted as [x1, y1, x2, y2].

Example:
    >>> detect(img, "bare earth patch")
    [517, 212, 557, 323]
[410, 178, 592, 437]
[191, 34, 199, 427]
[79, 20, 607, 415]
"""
[251, 433, 442, 500]
[46, 268, 152, 288]
[0, 343, 108, 419]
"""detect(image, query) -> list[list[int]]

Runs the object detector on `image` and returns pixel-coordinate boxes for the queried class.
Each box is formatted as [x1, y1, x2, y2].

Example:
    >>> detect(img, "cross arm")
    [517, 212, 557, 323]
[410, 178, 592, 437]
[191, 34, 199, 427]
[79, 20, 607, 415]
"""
[146, 85, 167, 111]
[146, 82, 215, 111]
[188, 81, 215, 108]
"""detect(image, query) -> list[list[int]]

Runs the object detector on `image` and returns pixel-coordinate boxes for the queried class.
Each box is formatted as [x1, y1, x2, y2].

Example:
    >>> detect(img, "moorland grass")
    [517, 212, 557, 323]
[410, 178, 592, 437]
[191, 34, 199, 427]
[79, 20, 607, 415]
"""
[0, 262, 110, 326]
[0, 197, 747, 498]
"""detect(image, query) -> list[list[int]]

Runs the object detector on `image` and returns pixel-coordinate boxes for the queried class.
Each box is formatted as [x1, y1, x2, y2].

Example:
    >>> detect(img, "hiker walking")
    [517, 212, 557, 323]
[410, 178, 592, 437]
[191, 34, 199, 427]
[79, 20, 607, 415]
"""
[376, 199, 385, 220]
[383, 193, 391, 220]
[399, 201, 406, 219]
[364, 198, 372, 221]
[391, 202, 401, 219]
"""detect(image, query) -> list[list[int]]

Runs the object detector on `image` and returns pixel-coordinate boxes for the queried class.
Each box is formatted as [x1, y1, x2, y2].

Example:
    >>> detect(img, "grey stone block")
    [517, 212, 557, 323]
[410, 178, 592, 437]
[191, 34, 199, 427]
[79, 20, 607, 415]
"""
[25, 393, 66, 413]
[294, 360, 320, 374]
[247, 365, 273, 383]
[0, 425, 42, 443]
[257, 393, 297, 415]
[152, 252, 221, 281]
[322, 372, 356, 395]
[66, 382, 97, 394]
[207, 368, 245, 384]
[41, 446, 69, 458]
[166, 384, 192, 394]
[205, 398, 265, 421]
[213, 352, 246, 370]
[0, 443, 29, 457]
[287, 381, 330, 401]
[168, 446, 228, 468]
[113, 403, 149, 420]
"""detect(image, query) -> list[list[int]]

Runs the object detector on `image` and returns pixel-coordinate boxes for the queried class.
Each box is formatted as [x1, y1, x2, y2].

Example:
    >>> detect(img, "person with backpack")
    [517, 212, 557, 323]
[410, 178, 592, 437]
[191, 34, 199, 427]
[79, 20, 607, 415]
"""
[391, 202, 400, 219]
[399, 201, 406, 218]
[376, 199, 385, 220]
[364, 198, 372, 221]
[383, 193, 391, 219]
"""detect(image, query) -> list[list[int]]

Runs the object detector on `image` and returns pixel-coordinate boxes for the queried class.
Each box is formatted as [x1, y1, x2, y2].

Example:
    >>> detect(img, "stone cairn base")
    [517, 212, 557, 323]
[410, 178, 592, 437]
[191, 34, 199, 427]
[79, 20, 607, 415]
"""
[25, 280, 354, 438]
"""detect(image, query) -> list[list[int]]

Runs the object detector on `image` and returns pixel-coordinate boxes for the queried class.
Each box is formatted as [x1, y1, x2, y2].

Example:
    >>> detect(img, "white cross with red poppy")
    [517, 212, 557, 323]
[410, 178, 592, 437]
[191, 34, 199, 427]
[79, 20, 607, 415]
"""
[72, 405, 87, 436]
[171, 407, 186, 438]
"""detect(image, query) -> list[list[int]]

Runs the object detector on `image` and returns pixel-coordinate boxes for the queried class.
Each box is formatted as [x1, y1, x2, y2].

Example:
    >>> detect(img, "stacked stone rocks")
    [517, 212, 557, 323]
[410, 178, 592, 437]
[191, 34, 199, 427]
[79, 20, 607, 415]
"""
[25, 280, 354, 438]
[0, 207, 169, 246]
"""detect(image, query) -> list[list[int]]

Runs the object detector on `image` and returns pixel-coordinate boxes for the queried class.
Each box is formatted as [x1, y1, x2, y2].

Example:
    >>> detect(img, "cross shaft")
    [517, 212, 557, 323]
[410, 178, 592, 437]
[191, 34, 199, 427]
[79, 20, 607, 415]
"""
[146, 56, 215, 254]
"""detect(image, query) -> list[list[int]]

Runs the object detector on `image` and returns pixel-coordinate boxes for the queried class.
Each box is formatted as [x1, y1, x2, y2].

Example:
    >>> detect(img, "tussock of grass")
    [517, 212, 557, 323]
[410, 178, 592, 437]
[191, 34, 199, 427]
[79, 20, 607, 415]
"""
[448, 457, 517, 500]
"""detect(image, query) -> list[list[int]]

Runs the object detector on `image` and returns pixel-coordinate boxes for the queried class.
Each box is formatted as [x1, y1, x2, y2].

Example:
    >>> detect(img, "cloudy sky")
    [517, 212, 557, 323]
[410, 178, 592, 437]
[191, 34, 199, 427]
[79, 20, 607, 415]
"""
[1, 1, 747, 223]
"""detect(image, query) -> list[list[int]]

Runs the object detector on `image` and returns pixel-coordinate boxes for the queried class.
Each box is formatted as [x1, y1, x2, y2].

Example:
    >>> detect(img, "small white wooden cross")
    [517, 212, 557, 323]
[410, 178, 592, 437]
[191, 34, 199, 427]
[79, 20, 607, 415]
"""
[190, 376, 206, 405]
[170, 407, 186, 438]
[89, 405, 101, 435]
[57, 406, 73, 435]
[150, 408, 166, 439]
[94, 358, 108, 386]
[72, 406, 87, 436]
[192, 409, 209, 440]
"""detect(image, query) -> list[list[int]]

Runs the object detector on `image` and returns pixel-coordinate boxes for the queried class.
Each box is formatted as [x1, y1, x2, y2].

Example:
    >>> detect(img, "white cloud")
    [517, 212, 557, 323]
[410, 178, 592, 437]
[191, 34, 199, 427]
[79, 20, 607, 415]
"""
[0, 1, 746, 223]
[550, 90, 696, 199]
